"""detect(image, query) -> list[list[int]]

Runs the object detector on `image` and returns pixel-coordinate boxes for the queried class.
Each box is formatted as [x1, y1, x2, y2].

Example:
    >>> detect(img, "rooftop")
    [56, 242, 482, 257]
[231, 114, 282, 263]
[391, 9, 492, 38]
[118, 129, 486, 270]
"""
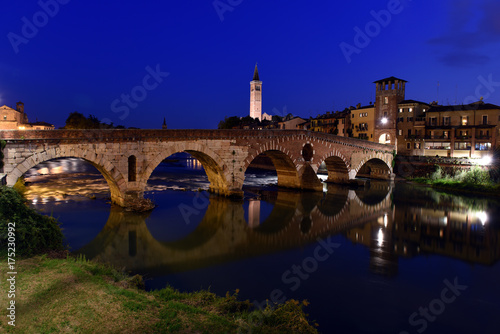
[427, 102, 500, 112]
[373, 76, 407, 84]
[398, 99, 430, 105]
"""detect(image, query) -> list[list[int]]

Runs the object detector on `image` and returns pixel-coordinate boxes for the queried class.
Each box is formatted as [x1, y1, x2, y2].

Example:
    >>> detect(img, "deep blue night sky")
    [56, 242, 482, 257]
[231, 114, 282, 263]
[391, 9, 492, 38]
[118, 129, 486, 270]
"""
[1, 0, 500, 129]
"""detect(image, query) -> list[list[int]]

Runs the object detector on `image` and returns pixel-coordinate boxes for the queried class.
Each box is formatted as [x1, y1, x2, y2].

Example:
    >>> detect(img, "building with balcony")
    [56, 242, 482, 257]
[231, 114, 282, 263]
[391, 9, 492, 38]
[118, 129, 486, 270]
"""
[351, 103, 374, 140]
[422, 100, 500, 158]
[396, 100, 430, 155]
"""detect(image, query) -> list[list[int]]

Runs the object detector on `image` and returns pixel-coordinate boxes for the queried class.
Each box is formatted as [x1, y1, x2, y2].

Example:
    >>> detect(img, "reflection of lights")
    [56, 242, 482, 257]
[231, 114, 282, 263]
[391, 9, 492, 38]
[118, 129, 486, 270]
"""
[377, 228, 384, 247]
[51, 166, 63, 174]
[18, 126, 26, 130]
[439, 229, 444, 238]
[384, 214, 388, 228]
[38, 168, 49, 175]
[443, 216, 448, 226]
[479, 156, 492, 166]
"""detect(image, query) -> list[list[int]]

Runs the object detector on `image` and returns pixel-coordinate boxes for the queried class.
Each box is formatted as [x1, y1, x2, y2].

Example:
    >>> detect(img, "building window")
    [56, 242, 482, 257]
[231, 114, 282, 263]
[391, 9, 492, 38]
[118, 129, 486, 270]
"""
[407, 117, 413, 122]
[352, 114, 354, 118]
[443, 116, 450, 126]
[407, 143, 411, 149]
[429, 117, 437, 126]
[384, 112, 388, 118]
[407, 129, 412, 137]
[414, 143, 420, 149]
[475, 143, 491, 151]
[461, 116, 468, 126]
[443, 131, 449, 139]
[398, 129, 402, 136]
[2, 115, 6, 120]
[384, 97, 389, 104]
[128, 155, 137, 182]
[256, 86, 261, 91]
[455, 142, 471, 150]
[482, 115, 488, 125]
[399, 108, 403, 113]
[409, 108, 413, 113]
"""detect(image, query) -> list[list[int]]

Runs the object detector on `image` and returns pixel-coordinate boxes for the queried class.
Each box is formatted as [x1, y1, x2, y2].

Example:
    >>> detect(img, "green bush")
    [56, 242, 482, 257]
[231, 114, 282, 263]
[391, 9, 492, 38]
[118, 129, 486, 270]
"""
[462, 166, 490, 185]
[0, 186, 64, 256]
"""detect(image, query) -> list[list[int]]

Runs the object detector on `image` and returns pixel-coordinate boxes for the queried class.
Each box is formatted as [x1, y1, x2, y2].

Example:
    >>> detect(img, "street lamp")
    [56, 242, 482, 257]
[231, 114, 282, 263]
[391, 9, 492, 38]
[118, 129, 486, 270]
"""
[381, 117, 388, 125]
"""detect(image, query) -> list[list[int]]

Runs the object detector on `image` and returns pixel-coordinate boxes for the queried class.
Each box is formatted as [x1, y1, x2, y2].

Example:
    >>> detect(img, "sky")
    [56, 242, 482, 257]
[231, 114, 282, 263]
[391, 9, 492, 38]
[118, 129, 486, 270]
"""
[1, 0, 500, 129]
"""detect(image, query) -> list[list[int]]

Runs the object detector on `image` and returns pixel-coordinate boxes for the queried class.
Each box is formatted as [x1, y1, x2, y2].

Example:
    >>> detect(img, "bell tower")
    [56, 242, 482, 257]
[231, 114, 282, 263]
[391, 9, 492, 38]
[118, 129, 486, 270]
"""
[250, 64, 262, 121]
[373, 76, 406, 145]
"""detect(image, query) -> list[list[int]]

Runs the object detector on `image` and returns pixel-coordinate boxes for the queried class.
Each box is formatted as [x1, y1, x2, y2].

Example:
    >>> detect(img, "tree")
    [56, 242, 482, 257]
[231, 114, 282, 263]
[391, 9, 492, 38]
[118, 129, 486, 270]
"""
[218, 116, 241, 129]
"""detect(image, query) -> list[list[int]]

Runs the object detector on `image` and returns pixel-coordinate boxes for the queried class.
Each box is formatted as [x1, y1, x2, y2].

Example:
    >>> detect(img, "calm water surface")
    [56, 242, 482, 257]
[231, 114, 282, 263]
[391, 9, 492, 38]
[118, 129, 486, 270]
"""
[24, 156, 500, 334]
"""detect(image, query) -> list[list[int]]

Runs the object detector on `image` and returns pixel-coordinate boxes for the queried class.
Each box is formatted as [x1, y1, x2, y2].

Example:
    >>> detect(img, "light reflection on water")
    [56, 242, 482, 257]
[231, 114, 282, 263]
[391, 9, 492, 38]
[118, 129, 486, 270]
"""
[21, 157, 500, 334]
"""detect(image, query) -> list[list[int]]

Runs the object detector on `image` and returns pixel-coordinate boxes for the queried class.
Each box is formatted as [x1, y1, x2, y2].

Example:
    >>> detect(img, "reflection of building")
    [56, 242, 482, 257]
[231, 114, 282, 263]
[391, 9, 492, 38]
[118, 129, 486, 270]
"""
[393, 205, 500, 265]
[248, 200, 261, 228]
[345, 207, 399, 276]
[0, 101, 54, 130]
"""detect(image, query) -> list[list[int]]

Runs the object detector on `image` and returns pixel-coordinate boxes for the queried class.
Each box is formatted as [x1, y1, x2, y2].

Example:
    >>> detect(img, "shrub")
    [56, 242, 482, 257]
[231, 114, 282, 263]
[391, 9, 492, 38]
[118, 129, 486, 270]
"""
[462, 166, 490, 185]
[0, 187, 64, 256]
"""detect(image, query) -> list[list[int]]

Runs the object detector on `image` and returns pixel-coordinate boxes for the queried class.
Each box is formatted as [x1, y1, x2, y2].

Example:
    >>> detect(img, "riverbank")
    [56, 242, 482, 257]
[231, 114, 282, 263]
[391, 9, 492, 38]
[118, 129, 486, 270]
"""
[408, 177, 500, 197]
[0, 254, 317, 333]
[0, 186, 317, 333]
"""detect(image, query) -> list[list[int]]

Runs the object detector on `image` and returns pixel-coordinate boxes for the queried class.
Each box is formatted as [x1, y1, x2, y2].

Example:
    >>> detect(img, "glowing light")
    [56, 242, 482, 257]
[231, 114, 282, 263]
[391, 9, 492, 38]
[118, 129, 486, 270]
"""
[18, 126, 26, 130]
[476, 211, 488, 225]
[479, 156, 492, 166]
[381, 117, 388, 124]
[383, 214, 388, 228]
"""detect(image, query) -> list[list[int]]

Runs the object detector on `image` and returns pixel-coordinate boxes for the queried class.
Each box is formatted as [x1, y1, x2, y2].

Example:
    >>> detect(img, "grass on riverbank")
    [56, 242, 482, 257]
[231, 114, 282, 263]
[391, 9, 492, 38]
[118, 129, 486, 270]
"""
[0, 254, 317, 333]
[410, 165, 500, 196]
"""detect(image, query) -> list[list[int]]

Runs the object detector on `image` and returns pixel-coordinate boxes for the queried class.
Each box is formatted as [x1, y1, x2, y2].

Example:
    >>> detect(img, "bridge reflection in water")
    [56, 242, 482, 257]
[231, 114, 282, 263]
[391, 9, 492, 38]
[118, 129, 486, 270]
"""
[76, 182, 500, 278]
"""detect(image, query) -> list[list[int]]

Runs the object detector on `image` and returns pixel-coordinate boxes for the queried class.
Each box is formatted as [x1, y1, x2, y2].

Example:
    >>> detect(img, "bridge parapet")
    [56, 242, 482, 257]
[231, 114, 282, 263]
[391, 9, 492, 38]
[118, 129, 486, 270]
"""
[0, 129, 395, 151]
[1, 129, 395, 208]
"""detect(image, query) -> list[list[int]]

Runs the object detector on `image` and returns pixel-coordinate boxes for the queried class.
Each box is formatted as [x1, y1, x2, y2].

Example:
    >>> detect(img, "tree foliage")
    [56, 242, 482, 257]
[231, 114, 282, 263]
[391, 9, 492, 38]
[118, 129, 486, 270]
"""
[0, 187, 64, 256]
[63, 112, 122, 129]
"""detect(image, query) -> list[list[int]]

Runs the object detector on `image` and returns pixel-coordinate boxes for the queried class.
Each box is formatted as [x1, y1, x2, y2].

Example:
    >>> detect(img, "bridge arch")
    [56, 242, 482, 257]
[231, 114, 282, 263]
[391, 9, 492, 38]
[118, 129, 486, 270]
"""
[6, 146, 125, 205]
[354, 156, 392, 180]
[144, 142, 232, 196]
[244, 146, 300, 189]
[317, 152, 351, 184]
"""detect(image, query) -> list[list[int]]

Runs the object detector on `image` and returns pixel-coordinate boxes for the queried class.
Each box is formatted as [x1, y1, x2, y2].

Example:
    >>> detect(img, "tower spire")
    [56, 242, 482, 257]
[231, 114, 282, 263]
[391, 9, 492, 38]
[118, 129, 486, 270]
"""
[253, 63, 260, 81]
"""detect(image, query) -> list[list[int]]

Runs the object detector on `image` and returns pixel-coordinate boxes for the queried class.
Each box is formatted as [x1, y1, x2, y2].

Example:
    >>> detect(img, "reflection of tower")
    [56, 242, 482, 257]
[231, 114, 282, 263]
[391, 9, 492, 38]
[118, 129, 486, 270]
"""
[369, 209, 398, 277]
[248, 199, 261, 228]
[162, 117, 167, 130]
[250, 64, 262, 121]
[373, 77, 406, 145]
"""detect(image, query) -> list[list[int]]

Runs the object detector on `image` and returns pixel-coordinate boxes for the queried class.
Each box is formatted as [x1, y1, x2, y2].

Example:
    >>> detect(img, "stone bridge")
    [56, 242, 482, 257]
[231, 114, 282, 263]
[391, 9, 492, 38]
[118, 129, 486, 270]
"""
[0, 129, 395, 206]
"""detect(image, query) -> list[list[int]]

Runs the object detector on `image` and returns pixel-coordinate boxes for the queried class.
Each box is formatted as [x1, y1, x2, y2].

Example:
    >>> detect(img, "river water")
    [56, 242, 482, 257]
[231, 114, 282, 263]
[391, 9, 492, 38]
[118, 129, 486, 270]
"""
[23, 156, 500, 334]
